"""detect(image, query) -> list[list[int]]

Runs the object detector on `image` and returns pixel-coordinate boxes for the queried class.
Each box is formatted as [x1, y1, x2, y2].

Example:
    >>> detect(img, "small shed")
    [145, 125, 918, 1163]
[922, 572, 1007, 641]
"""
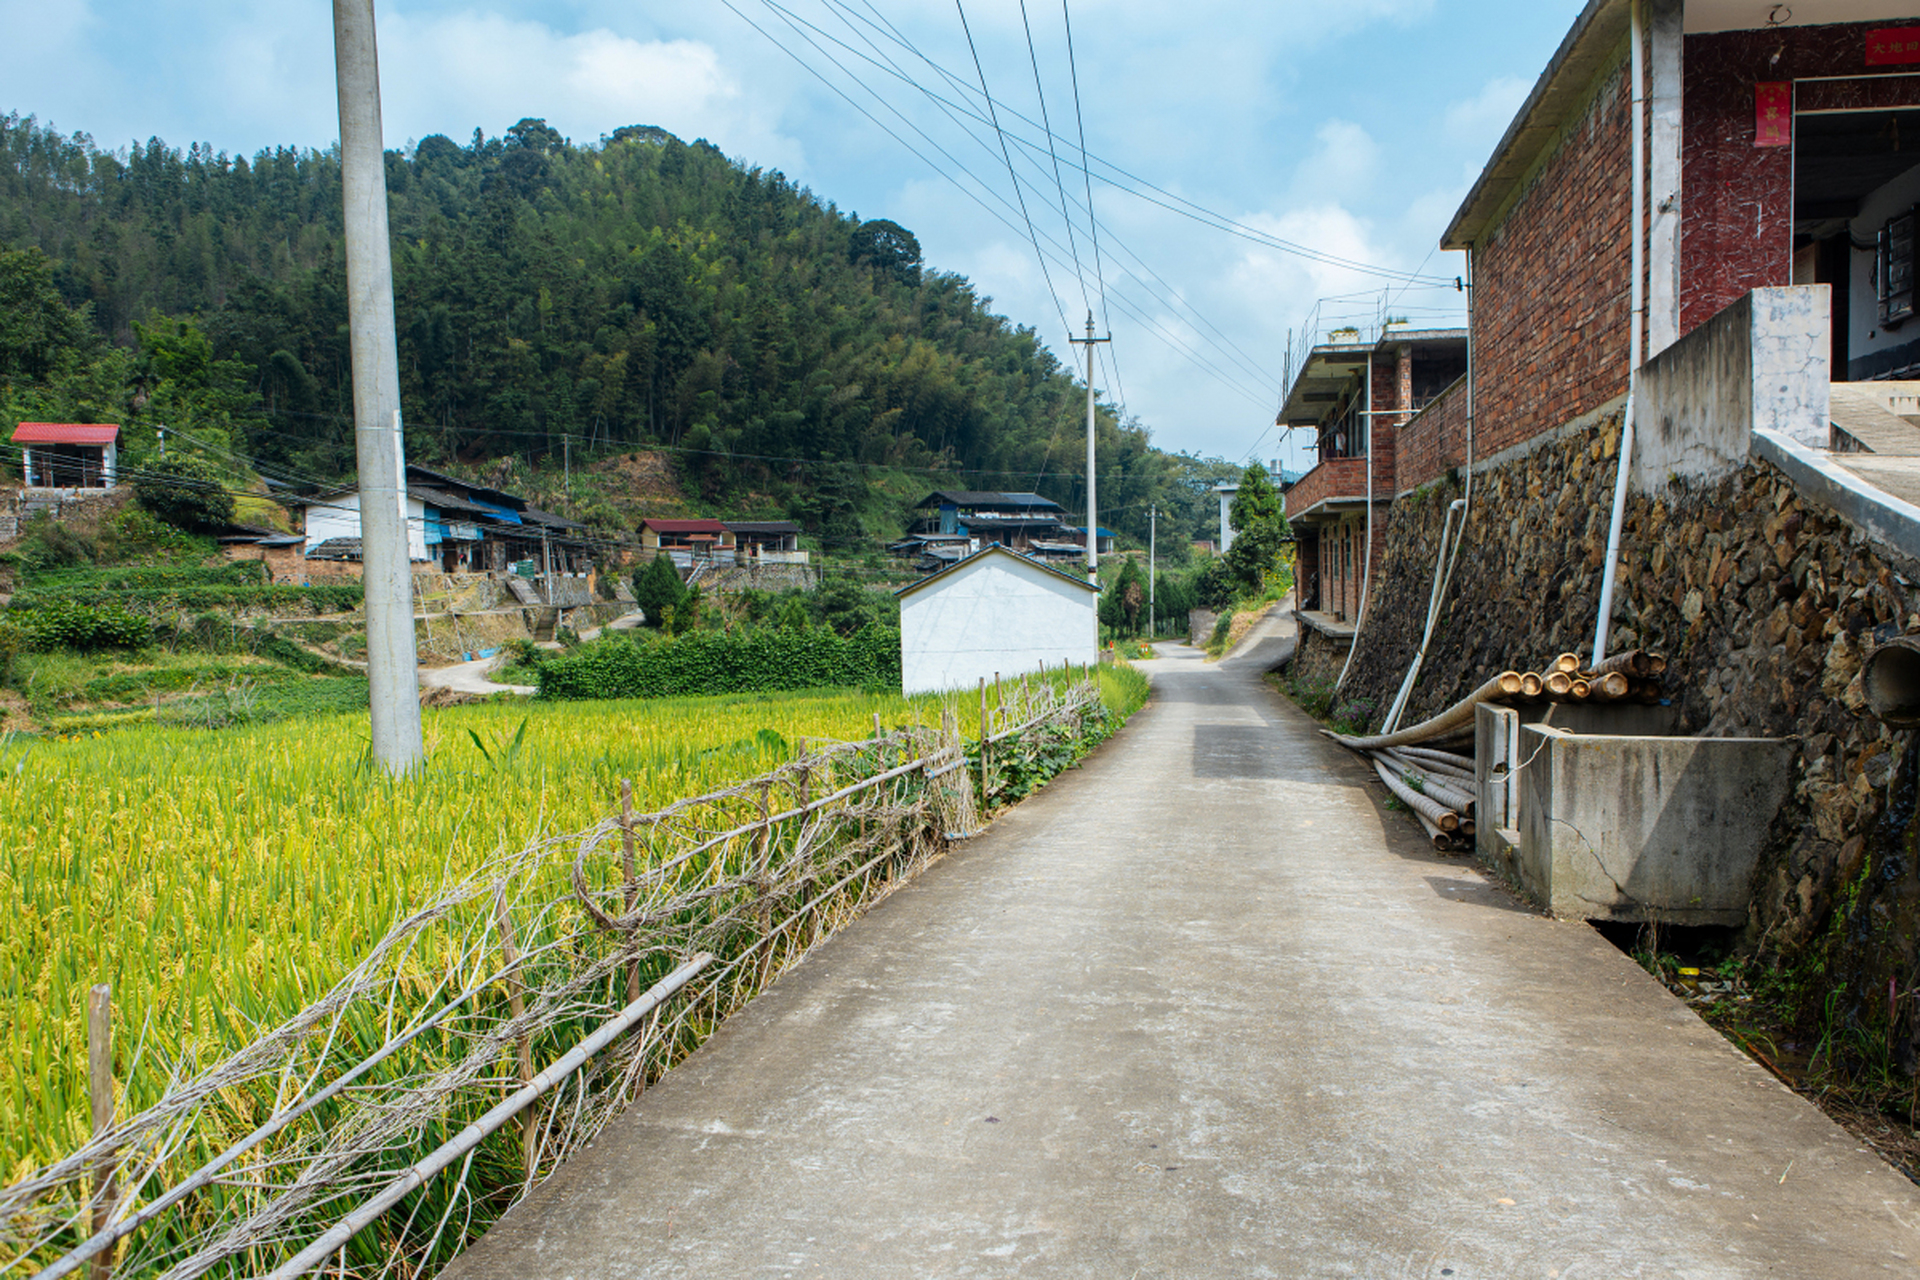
[12, 422, 120, 489]
[895, 544, 1099, 695]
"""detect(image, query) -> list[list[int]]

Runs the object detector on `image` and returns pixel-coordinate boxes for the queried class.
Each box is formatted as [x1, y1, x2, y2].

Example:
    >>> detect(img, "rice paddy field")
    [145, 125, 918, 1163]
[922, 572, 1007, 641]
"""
[0, 680, 1151, 1184]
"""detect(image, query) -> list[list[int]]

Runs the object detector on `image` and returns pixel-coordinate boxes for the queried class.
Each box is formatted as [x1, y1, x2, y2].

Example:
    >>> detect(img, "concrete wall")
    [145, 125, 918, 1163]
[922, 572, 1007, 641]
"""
[1634, 286, 1831, 491]
[304, 491, 431, 561]
[1514, 724, 1794, 926]
[899, 552, 1096, 694]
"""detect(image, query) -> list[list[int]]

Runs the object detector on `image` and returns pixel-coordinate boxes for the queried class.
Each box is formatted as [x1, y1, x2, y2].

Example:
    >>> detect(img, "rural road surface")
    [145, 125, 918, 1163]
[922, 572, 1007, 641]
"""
[446, 632, 1920, 1278]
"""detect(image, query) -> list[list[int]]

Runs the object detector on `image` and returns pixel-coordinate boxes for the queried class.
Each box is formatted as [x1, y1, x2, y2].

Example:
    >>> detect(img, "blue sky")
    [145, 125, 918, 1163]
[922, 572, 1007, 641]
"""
[1, 0, 1584, 467]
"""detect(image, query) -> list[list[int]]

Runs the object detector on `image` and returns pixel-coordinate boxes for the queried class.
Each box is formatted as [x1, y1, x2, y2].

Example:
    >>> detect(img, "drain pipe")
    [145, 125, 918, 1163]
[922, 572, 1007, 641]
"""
[1335, 353, 1376, 690]
[1593, 0, 1645, 666]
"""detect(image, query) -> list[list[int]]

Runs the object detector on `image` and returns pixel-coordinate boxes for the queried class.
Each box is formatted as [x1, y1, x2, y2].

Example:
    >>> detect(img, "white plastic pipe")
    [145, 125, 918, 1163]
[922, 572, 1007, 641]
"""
[1381, 498, 1465, 732]
[1593, 0, 1645, 666]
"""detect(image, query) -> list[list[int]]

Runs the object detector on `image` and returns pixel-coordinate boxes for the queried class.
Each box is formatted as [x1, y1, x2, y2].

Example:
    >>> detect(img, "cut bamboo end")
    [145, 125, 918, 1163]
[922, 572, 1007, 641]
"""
[1550, 652, 1581, 674]
[1570, 678, 1591, 699]
[1497, 670, 1524, 695]
[1594, 671, 1630, 699]
[1544, 671, 1574, 697]
[1519, 672, 1544, 698]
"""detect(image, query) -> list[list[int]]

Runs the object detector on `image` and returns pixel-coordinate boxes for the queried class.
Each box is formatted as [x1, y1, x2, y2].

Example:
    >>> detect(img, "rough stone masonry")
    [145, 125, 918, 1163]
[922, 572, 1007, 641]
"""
[1308, 407, 1920, 1064]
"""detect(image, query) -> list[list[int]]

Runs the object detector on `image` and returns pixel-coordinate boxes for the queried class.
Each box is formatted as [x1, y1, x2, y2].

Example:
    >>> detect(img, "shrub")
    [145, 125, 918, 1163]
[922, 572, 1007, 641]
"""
[537, 624, 902, 700]
[14, 598, 151, 651]
[131, 454, 236, 531]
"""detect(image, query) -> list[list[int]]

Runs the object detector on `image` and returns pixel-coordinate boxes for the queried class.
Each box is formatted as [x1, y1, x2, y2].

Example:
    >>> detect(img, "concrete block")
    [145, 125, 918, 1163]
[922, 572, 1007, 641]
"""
[1513, 724, 1793, 925]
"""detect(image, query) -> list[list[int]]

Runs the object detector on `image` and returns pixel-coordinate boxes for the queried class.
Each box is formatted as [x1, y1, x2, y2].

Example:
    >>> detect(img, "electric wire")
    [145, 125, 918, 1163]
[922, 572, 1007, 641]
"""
[1018, 0, 1091, 320]
[953, 0, 1074, 342]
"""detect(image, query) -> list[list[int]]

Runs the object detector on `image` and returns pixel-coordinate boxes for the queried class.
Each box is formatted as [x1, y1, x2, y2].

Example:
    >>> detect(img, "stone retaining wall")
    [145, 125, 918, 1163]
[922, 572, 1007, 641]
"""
[1333, 413, 1919, 1023]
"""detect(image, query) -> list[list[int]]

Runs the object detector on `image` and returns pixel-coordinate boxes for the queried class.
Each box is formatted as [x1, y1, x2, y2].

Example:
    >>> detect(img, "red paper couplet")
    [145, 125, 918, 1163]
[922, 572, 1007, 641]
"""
[1754, 81, 1791, 148]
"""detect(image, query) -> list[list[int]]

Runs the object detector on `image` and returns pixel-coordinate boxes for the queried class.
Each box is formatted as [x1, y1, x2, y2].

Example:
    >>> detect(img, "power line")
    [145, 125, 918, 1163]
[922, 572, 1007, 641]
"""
[953, 0, 1074, 342]
[1060, 0, 1125, 419]
[1018, 0, 1090, 319]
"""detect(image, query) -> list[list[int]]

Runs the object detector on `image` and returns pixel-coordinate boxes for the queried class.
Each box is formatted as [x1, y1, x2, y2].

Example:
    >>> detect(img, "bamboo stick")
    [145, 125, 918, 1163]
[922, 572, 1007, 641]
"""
[493, 897, 537, 1181]
[1379, 756, 1477, 815]
[1328, 674, 1515, 752]
[1496, 670, 1524, 696]
[1550, 652, 1581, 674]
[1544, 670, 1574, 698]
[1393, 745, 1477, 774]
[1411, 806, 1453, 850]
[1571, 678, 1591, 699]
[1371, 757, 1459, 831]
[88, 984, 115, 1280]
[1589, 671, 1630, 699]
[619, 779, 639, 1005]
[1519, 672, 1544, 698]
[1585, 649, 1648, 678]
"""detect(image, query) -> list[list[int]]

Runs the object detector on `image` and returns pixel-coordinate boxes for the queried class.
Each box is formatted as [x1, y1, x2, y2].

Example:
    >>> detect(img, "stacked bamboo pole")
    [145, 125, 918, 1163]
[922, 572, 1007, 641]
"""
[1326, 650, 1668, 854]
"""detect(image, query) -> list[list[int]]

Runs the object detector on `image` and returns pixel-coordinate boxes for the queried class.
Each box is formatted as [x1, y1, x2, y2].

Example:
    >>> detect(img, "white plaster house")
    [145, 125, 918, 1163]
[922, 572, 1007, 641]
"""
[301, 488, 433, 562]
[896, 544, 1100, 695]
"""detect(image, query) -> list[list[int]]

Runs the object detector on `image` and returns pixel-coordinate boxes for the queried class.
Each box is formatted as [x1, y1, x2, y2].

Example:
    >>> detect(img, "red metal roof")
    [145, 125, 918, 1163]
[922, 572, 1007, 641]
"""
[642, 518, 726, 533]
[11, 422, 121, 445]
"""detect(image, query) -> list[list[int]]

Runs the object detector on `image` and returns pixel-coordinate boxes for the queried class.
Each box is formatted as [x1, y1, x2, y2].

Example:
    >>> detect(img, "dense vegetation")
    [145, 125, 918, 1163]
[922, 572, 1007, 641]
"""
[0, 112, 1242, 548]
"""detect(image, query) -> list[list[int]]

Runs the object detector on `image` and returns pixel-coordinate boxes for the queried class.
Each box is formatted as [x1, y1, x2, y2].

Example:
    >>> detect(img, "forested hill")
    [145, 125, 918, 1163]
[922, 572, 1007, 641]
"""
[0, 112, 1233, 545]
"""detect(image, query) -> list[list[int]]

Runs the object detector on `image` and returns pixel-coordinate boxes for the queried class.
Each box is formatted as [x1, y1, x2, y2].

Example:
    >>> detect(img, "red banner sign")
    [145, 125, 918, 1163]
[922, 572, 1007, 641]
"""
[1866, 27, 1920, 66]
[1755, 81, 1791, 148]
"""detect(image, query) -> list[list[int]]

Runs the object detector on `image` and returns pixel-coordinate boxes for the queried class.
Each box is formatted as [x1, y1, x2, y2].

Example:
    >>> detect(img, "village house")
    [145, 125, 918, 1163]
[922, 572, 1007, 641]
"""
[1277, 329, 1468, 621]
[893, 490, 1086, 567]
[894, 544, 1100, 695]
[722, 520, 809, 563]
[285, 463, 592, 577]
[10, 422, 119, 490]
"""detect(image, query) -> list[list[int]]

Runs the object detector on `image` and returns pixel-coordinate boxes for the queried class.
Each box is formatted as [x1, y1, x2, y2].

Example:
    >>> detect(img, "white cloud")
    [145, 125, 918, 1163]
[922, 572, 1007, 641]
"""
[1443, 74, 1529, 147]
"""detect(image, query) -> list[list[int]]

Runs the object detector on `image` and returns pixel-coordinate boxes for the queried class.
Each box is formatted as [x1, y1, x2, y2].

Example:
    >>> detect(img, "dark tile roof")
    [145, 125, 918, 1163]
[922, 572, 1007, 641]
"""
[722, 520, 803, 534]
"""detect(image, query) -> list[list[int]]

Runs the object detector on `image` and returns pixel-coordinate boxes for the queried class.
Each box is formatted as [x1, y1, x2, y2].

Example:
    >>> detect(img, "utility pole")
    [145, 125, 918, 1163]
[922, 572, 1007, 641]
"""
[1067, 312, 1110, 581]
[1148, 504, 1157, 637]
[334, 0, 423, 773]
[564, 434, 571, 498]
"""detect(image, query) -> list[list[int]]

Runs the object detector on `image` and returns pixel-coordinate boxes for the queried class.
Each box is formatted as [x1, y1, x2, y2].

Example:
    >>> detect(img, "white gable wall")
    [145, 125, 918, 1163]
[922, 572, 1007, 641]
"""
[303, 490, 431, 561]
[899, 552, 1096, 695]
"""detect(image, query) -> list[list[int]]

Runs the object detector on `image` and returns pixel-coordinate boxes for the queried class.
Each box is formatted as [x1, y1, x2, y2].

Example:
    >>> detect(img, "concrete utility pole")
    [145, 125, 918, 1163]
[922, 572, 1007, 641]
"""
[334, 0, 423, 773]
[1148, 504, 1157, 636]
[1067, 313, 1110, 581]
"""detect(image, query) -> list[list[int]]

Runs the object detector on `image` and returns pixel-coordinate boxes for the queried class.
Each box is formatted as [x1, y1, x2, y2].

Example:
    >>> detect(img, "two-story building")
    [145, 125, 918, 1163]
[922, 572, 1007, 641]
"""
[1277, 328, 1468, 621]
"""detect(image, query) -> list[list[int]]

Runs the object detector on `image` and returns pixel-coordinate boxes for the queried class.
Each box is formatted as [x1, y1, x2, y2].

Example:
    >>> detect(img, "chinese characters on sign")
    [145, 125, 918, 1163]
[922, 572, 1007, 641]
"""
[1754, 82, 1791, 148]
[1865, 27, 1920, 67]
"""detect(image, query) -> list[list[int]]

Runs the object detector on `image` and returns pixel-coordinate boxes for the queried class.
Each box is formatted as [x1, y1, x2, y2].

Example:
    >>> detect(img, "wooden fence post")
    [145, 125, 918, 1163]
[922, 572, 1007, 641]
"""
[88, 983, 115, 1280]
[619, 779, 640, 1005]
[493, 900, 537, 1181]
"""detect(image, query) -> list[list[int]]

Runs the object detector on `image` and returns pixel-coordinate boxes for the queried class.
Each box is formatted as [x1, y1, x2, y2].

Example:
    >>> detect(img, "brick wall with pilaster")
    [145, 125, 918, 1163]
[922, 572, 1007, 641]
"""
[1467, 59, 1632, 460]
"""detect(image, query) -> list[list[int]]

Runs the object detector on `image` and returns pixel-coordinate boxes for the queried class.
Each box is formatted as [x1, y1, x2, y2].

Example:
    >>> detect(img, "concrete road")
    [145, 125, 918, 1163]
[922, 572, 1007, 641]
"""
[447, 644, 1920, 1279]
[417, 653, 535, 697]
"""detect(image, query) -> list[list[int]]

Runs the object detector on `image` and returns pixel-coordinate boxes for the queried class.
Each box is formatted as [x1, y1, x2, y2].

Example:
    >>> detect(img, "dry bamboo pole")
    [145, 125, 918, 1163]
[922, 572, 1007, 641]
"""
[1544, 670, 1574, 698]
[619, 779, 640, 1005]
[978, 677, 989, 800]
[88, 984, 115, 1280]
[872, 711, 882, 738]
[1392, 745, 1477, 775]
[262, 956, 716, 1280]
[1647, 655, 1668, 675]
[1496, 671, 1525, 697]
[1379, 754, 1477, 815]
[1410, 806, 1453, 850]
[1519, 672, 1544, 699]
[1371, 757, 1459, 831]
[1327, 674, 1513, 751]
[1549, 652, 1581, 674]
[492, 897, 537, 1181]
[1571, 678, 1591, 699]
[1585, 649, 1650, 678]
[1588, 671, 1631, 700]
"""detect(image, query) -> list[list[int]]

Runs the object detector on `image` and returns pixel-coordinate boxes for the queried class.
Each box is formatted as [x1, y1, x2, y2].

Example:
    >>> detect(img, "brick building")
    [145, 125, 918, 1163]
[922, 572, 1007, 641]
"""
[1278, 329, 1468, 622]
[1400, 0, 1920, 497]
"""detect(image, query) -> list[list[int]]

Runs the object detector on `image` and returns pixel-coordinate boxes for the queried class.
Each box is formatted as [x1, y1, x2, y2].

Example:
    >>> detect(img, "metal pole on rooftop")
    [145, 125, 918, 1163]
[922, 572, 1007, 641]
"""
[334, 0, 423, 773]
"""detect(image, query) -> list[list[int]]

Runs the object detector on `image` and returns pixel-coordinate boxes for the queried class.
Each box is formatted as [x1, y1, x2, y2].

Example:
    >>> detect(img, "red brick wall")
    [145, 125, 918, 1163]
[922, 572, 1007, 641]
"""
[1393, 376, 1469, 493]
[1284, 457, 1367, 521]
[1469, 61, 1632, 460]
[1680, 25, 1920, 337]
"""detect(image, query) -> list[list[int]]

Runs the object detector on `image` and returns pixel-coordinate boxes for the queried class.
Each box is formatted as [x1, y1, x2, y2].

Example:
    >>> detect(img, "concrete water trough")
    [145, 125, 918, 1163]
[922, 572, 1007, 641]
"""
[1475, 702, 1793, 925]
